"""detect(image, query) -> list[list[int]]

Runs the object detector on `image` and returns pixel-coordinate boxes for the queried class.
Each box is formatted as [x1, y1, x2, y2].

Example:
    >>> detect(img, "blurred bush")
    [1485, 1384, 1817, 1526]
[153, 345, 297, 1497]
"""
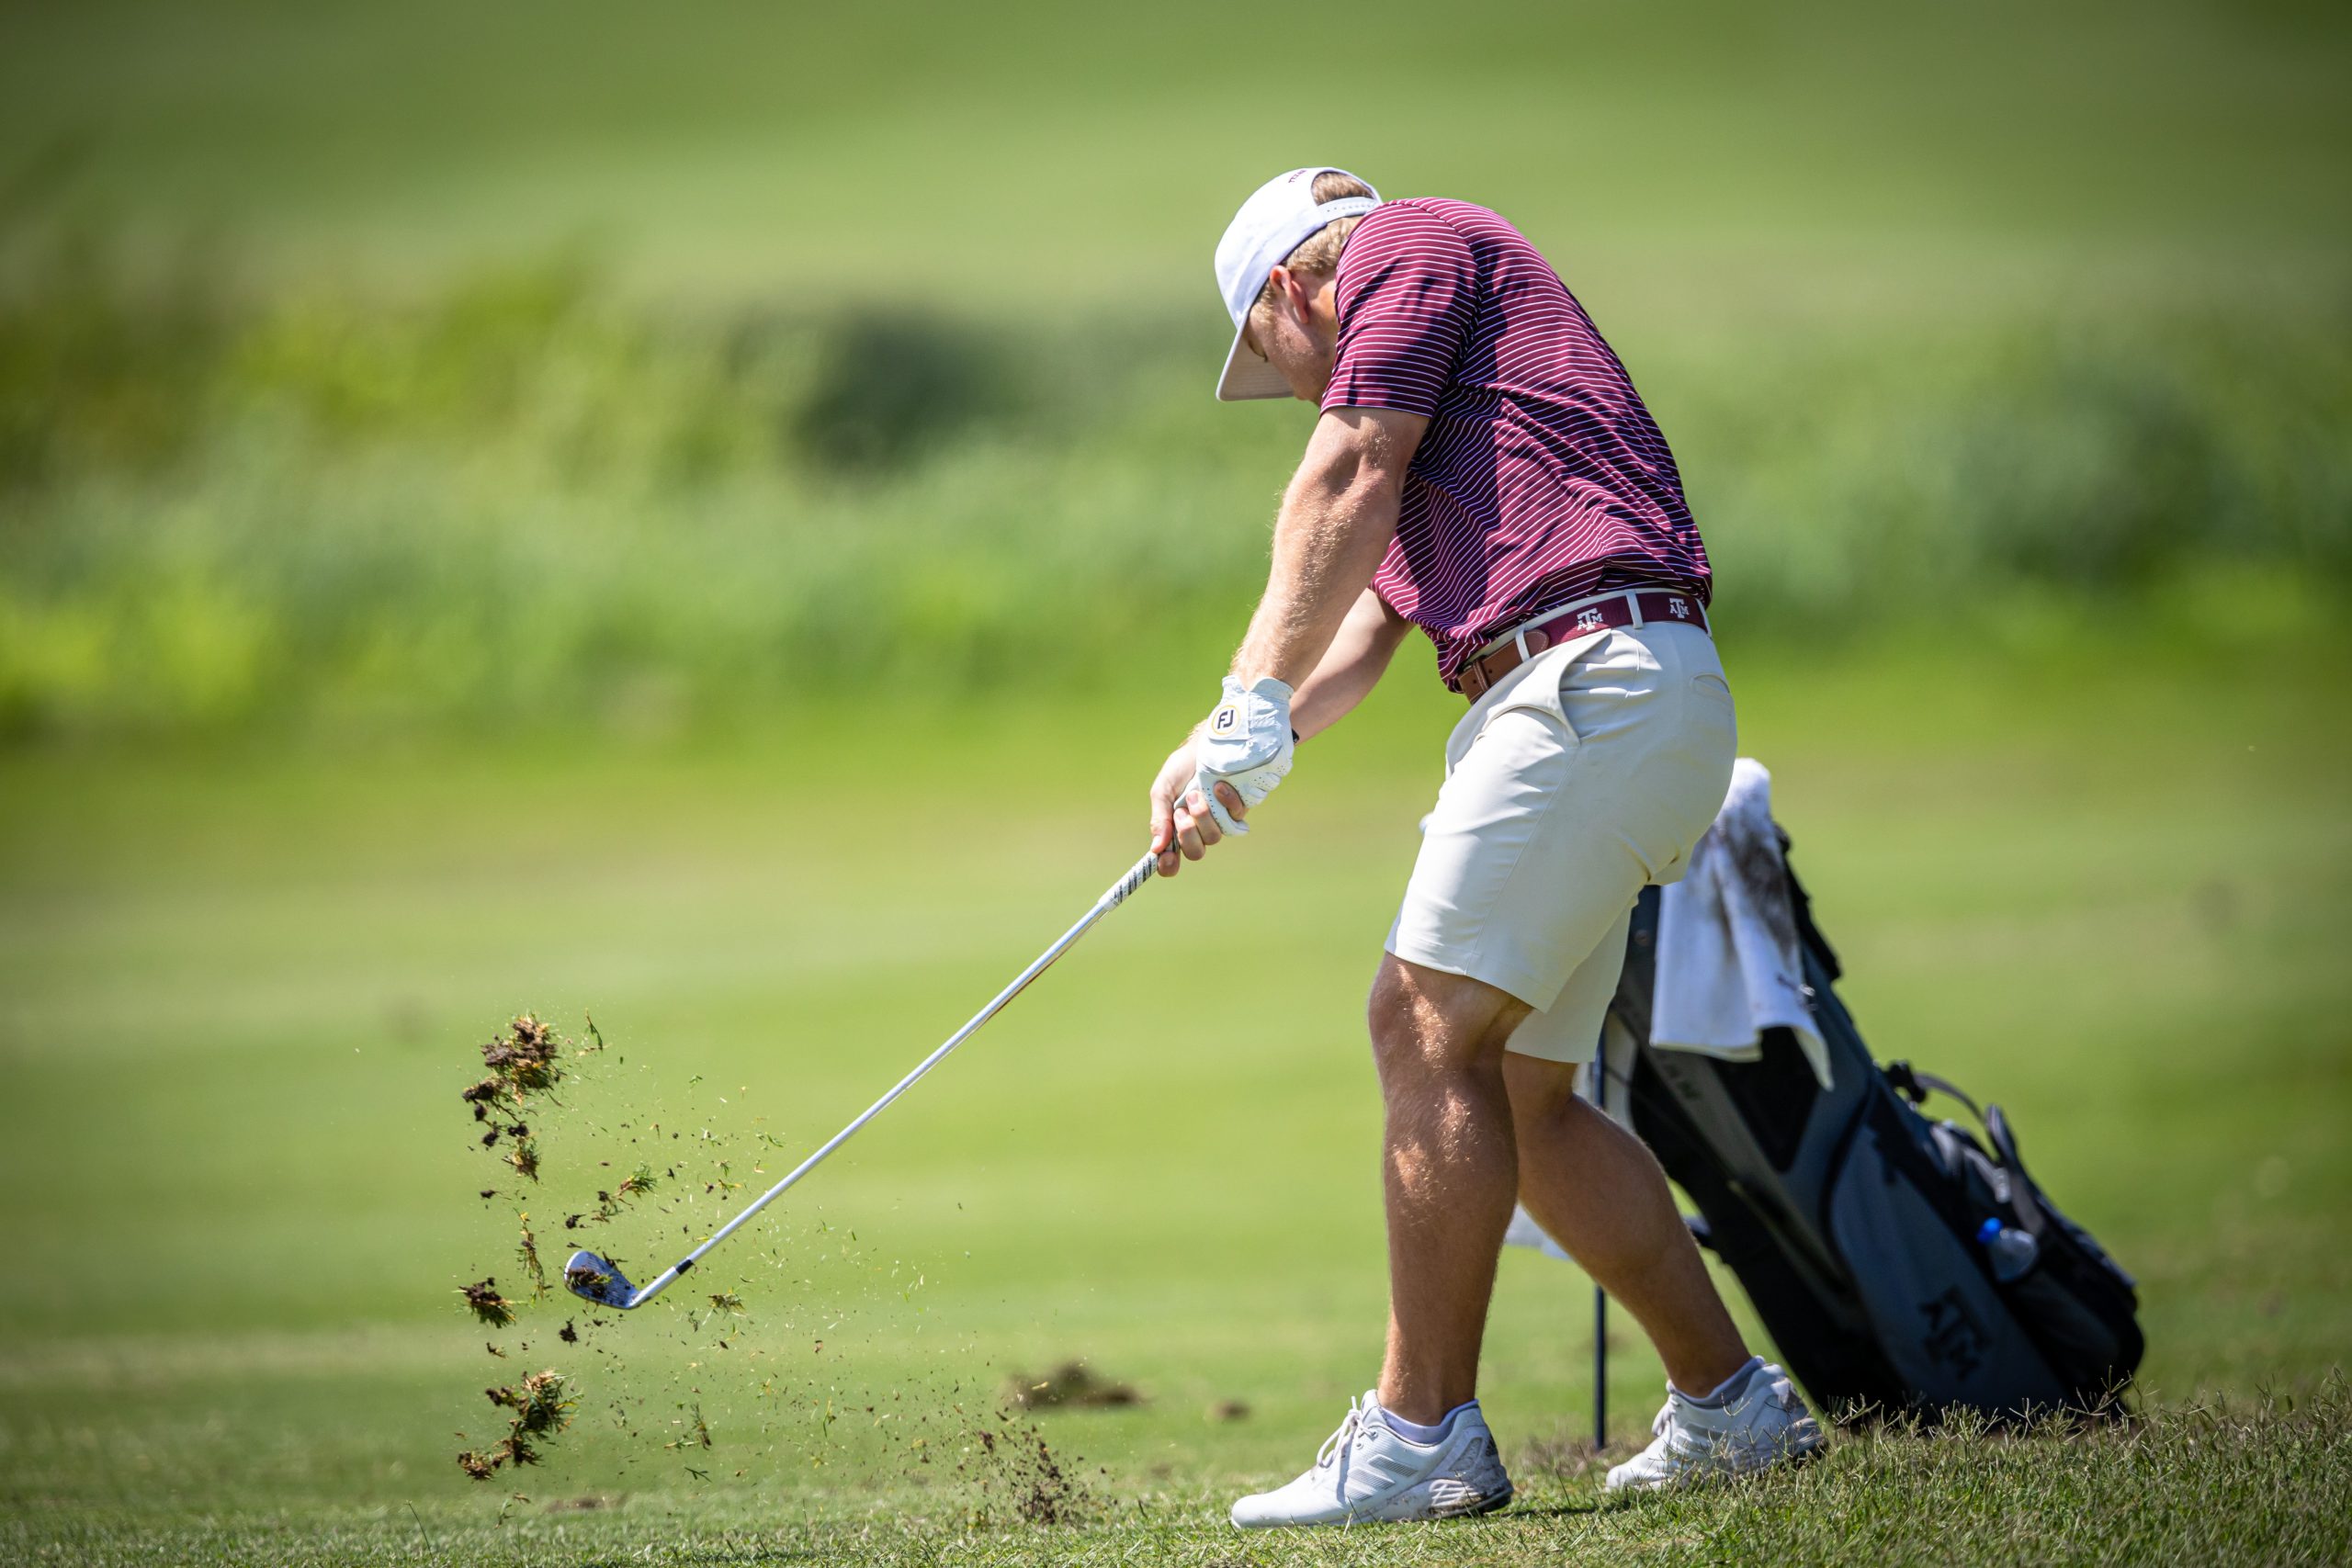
[0, 241, 2344, 741]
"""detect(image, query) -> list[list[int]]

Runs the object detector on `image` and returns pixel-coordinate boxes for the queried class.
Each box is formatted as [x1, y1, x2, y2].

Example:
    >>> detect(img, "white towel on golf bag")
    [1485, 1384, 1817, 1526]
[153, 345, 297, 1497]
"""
[1652, 758, 1834, 1090]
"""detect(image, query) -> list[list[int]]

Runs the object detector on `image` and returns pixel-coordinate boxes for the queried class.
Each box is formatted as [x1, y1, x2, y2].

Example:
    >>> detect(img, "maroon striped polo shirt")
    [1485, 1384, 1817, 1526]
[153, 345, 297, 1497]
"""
[1322, 197, 1712, 688]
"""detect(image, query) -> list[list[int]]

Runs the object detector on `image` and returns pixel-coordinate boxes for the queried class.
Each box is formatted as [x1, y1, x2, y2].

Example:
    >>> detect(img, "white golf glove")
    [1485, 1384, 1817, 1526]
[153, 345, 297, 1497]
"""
[1193, 675, 1295, 836]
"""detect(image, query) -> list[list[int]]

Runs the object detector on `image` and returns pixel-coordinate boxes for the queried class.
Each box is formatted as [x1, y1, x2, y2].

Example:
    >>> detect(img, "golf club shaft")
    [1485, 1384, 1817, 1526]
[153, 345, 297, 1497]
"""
[619, 848, 1161, 1308]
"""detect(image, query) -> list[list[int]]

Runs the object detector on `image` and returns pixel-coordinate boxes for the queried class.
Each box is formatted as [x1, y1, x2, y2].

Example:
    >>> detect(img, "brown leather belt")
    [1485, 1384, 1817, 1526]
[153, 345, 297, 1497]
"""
[1455, 589, 1710, 703]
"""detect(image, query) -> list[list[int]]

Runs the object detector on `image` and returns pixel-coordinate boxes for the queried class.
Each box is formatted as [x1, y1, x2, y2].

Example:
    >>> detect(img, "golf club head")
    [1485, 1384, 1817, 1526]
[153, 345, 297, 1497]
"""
[562, 1249, 639, 1309]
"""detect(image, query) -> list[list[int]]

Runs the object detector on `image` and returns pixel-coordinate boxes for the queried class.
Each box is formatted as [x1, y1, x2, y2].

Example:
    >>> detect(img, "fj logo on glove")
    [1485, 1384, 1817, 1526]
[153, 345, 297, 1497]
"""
[1210, 704, 1241, 739]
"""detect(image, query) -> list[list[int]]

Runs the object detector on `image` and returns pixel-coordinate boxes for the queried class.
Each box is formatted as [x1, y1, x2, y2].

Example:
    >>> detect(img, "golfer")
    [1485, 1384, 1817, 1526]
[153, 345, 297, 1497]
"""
[1148, 168, 1824, 1528]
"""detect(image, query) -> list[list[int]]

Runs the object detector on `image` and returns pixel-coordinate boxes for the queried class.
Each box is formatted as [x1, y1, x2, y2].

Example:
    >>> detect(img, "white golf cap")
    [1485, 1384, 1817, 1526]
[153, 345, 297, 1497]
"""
[1213, 166, 1380, 401]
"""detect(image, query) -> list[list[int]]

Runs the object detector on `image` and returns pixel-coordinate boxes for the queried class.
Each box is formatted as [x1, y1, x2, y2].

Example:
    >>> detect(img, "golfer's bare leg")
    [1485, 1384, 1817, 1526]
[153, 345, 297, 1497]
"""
[1368, 955, 1531, 1426]
[1504, 1054, 1749, 1394]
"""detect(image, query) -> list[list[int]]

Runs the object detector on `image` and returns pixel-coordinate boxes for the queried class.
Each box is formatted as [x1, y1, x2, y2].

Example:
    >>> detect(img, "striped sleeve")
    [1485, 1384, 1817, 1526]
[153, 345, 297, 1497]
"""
[1321, 207, 1477, 420]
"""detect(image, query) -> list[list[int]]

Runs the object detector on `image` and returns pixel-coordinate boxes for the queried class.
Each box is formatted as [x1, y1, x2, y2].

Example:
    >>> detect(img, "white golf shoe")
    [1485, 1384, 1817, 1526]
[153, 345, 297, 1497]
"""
[1229, 1391, 1514, 1529]
[1605, 1359, 1824, 1493]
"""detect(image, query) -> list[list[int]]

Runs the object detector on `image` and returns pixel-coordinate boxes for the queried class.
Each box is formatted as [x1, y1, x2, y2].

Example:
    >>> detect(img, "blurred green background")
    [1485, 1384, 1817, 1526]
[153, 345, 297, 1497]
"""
[1, 0, 2347, 1557]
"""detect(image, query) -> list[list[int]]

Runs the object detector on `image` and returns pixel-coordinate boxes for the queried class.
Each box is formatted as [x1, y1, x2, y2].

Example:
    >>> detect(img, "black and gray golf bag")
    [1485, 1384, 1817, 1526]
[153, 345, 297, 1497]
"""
[1602, 842, 2144, 1424]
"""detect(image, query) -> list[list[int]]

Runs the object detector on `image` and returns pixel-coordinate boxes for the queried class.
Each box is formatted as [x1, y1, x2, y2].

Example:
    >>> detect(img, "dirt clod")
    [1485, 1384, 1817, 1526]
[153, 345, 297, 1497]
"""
[481, 1015, 562, 1092]
[459, 1015, 571, 1140]
[461, 1278, 517, 1328]
[1003, 1360, 1141, 1410]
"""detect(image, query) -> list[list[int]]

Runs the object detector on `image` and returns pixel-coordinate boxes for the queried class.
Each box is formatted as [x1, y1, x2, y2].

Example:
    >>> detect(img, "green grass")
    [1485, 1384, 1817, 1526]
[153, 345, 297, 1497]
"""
[2, 636, 2347, 1562]
[10, 1393, 2352, 1564]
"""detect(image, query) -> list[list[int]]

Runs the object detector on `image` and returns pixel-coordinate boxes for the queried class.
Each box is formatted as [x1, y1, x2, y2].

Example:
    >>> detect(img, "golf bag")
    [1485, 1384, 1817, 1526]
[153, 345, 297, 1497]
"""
[1603, 842, 2143, 1424]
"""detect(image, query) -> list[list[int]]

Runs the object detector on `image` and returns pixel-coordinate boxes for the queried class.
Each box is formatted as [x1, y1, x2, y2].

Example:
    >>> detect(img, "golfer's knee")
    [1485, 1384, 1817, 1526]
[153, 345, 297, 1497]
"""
[1503, 1055, 1585, 1131]
[1366, 957, 1510, 1083]
[1365, 965, 1420, 1078]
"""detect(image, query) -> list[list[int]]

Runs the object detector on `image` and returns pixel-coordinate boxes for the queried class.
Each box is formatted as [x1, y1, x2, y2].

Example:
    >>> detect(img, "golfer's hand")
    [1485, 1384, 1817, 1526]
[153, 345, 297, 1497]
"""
[1148, 738, 1248, 878]
[1193, 675, 1295, 834]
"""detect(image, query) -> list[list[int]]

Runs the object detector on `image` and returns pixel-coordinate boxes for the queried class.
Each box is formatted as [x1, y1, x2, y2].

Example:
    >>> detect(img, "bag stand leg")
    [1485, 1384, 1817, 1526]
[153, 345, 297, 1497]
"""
[1585, 1015, 1648, 1450]
[1593, 1285, 1608, 1447]
[1582, 1043, 1616, 1449]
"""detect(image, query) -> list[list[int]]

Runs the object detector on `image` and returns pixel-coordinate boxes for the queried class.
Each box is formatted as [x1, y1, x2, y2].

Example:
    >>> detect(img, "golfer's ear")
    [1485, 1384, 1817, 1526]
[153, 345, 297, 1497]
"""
[1268, 265, 1301, 320]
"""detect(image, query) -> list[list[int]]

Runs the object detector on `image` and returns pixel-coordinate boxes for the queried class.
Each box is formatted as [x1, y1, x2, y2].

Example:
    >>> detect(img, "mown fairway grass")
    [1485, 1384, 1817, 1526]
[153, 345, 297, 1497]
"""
[12, 1392, 2352, 1567]
[3, 635, 2347, 1563]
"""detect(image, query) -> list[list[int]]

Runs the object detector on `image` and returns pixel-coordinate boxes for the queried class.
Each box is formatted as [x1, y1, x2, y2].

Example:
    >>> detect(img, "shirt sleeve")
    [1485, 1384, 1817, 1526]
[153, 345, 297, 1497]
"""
[1321, 206, 1478, 419]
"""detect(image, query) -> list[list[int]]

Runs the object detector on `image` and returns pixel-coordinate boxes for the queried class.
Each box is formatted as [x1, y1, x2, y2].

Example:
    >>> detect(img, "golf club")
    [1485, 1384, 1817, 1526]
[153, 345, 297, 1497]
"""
[565, 846, 1161, 1311]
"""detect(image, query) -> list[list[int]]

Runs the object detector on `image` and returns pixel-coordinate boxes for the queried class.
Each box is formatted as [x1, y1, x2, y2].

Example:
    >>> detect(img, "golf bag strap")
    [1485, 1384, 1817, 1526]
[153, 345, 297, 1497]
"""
[1884, 1059, 1984, 1122]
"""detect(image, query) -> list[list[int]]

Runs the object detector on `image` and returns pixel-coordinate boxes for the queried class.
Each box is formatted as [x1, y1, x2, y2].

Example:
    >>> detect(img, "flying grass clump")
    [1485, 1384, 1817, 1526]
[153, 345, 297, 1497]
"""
[514, 1219, 549, 1298]
[482, 1013, 563, 1092]
[460, 1278, 517, 1329]
[686, 1290, 748, 1333]
[664, 1403, 715, 1452]
[461, 1014, 611, 1184]
[462, 1015, 560, 1113]
[457, 1370, 576, 1480]
[573, 1163, 659, 1226]
[490, 1369, 573, 1435]
[460, 1014, 605, 1179]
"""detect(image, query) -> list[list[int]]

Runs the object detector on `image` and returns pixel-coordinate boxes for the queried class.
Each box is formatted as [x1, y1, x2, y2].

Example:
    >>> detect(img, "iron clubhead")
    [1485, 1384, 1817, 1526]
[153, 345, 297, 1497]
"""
[563, 1249, 639, 1309]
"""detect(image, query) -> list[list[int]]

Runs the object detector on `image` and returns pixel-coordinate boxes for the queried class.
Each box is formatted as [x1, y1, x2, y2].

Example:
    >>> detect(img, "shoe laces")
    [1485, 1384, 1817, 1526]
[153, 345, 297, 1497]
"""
[1317, 1398, 1370, 1472]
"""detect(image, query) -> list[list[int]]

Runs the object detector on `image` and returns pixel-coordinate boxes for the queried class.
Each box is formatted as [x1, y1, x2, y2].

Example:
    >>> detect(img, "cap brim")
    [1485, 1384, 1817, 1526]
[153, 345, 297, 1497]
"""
[1216, 321, 1294, 401]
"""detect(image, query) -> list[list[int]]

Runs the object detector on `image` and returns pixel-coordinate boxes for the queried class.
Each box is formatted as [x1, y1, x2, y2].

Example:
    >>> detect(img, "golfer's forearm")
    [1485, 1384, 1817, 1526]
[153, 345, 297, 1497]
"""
[1230, 489, 1395, 688]
[1291, 588, 1409, 739]
[1232, 411, 1414, 689]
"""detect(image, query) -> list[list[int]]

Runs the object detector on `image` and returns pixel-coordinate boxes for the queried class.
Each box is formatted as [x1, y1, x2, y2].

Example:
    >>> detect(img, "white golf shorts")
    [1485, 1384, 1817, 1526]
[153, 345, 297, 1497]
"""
[1385, 618, 1736, 1066]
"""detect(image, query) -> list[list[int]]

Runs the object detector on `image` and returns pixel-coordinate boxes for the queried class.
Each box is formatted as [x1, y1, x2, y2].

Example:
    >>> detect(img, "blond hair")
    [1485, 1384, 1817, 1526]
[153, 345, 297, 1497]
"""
[1255, 171, 1375, 310]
